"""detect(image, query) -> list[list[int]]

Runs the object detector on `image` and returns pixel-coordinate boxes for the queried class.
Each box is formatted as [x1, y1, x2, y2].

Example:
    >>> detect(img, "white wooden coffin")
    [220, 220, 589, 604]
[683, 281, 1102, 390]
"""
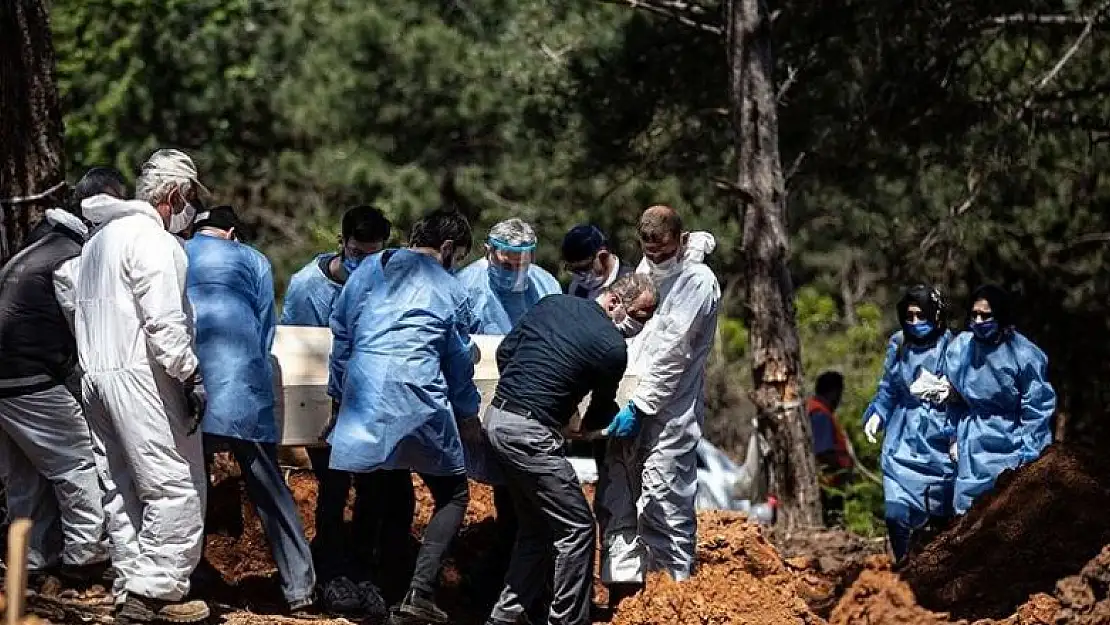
[271, 325, 640, 447]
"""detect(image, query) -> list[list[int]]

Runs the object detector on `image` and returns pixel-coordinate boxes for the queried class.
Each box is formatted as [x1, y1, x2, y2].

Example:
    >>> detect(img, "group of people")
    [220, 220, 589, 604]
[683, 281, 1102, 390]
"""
[810, 284, 1056, 561]
[0, 147, 723, 625]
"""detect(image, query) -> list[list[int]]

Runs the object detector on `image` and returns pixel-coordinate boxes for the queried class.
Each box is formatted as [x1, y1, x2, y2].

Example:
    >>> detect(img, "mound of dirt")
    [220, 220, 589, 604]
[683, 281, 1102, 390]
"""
[610, 512, 821, 625]
[819, 535, 1110, 625]
[829, 557, 959, 625]
[900, 444, 1110, 621]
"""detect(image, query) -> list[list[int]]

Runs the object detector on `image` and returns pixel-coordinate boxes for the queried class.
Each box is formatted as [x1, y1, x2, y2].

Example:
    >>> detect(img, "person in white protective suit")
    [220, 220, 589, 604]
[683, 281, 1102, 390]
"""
[76, 149, 211, 624]
[0, 168, 129, 590]
[596, 205, 721, 605]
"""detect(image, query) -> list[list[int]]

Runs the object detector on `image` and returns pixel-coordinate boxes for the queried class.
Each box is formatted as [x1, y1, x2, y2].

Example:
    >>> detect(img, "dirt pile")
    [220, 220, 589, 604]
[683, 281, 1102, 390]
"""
[611, 512, 822, 625]
[829, 546, 1110, 625]
[829, 557, 959, 625]
[900, 444, 1110, 621]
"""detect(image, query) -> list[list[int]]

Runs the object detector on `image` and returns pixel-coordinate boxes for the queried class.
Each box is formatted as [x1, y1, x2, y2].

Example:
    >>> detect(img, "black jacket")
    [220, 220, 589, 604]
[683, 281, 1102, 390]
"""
[0, 226, 84, 397]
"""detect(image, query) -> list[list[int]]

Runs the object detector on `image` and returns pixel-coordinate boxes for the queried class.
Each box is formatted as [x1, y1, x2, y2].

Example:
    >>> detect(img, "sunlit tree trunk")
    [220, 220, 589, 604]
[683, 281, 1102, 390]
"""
[0, 0, 65, 264]
[728, 0, 822, 529]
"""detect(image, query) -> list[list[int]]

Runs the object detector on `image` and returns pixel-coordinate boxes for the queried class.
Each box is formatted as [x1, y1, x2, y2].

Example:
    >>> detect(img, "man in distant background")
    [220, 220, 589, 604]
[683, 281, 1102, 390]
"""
[808, 371, 853, 526]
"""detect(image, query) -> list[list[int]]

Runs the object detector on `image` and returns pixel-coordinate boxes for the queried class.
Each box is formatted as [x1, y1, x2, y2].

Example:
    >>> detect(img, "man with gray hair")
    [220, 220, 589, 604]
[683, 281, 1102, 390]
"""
[482, 274, 656, 625]
[456, 218, 562, 334]
[77, 148, 210, 623]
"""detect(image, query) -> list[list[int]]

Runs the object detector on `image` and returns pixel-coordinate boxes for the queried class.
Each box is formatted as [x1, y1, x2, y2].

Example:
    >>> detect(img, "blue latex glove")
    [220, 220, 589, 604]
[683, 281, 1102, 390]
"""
[605, 401, 640, 438]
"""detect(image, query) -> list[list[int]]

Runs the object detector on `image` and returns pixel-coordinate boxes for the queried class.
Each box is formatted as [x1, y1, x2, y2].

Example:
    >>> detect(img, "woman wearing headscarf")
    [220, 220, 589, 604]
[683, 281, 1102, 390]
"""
[941, 285, 1056, 515]
[863, 285, 956, 561]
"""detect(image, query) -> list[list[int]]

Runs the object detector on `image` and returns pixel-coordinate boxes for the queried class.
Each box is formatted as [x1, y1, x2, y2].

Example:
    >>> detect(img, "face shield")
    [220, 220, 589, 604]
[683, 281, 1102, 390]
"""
[486, 237, 535, 293]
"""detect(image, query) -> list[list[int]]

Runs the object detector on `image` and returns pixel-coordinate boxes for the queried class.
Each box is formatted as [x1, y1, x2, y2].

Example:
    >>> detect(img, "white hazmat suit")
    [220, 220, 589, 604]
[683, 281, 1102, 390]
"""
[76, 195, 206, 602]
[598, 237, 720, 584]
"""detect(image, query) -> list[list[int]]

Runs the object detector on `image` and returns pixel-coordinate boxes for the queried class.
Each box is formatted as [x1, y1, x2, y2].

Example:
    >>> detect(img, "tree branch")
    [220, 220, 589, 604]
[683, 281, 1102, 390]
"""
[1019, 2, 1110, 112]
[987, 13, 1102, 26]
[935, 1, 1110, 226]
[599, 0, 723, 36]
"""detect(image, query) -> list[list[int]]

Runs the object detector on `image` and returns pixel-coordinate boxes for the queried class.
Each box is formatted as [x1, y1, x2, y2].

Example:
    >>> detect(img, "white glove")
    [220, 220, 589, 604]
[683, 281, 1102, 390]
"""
[910, 371, 951, 404]
[864, 414, 882, 444]
[949, 440, 958, 462]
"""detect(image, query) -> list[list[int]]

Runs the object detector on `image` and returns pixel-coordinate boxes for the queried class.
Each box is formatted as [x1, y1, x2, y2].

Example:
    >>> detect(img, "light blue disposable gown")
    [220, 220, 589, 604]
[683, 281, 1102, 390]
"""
[327, 249, 481, 476]
[863, 331, 956, 524]
[943, 330, 1056, 514]
[185, 234, 278, 442]
[280, 253, 341, 327]
[455, 258, 562, 334]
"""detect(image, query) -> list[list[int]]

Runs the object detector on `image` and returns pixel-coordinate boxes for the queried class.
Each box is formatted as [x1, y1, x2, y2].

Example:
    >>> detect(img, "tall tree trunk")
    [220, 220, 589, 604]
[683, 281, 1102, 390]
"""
[728, 0, 822, 529]
[0, 0, 65, 264]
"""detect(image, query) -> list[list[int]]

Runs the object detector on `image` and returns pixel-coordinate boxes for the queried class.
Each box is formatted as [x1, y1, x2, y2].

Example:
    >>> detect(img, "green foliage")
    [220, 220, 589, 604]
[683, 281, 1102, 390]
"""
[49, 0, 1110, 533]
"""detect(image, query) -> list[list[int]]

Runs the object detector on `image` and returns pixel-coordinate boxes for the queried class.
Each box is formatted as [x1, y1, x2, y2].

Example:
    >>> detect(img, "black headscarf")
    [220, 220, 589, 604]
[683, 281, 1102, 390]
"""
[897, 284, 948, 345]
[969, 284, 1014, 332]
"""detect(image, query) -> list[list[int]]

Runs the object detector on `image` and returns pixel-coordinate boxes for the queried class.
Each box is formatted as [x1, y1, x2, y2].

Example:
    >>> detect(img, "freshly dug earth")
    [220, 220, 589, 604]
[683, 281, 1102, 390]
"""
[611, 513, 823, 625]
[900, 444, 1110, 620]
[829, 548, 1110, 625]
[202, 458, 828, 625]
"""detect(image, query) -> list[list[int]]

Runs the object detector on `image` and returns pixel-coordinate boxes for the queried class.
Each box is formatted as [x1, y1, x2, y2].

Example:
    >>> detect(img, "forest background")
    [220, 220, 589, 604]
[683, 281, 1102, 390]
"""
[46, 0, 1110, 533]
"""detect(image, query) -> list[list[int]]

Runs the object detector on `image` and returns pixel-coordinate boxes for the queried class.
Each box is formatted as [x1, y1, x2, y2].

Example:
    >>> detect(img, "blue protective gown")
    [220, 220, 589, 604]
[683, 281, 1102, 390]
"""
[864, 331, 956, 524]
[185, 234, 278, 442]
[280, 253, 341, 327]
[943, 330, 1056, 514]
[327, 249, 481, 476]
[455, 258, 562, 334]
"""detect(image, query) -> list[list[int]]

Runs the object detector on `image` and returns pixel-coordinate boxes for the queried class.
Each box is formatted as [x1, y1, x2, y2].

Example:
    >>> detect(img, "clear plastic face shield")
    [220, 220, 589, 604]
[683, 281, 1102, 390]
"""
[486, 237, 535, 293]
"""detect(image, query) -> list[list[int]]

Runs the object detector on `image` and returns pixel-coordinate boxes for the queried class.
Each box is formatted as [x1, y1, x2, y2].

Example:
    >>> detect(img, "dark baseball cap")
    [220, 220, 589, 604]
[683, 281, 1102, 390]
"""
[193, 205, 249, 238]
[561, 224, 607, 264]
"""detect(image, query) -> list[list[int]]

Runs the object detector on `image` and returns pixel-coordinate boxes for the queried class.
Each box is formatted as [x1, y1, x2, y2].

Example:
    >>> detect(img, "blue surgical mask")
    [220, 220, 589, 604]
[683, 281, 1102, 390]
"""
[907, 320, 934, 339]
[342, 254, 364, 275]
[488, 263, 527, 293]
[971, 320, 1000, 342]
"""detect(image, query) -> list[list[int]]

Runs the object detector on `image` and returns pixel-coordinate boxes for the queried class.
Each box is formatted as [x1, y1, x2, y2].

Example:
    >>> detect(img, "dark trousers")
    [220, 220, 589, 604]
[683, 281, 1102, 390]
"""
[205, 436, 316, 605]
[486, 407, 595, 625]
[887, 513, 953, 563]
[307, 446, 415, 583]
[410, 473, 469, 597]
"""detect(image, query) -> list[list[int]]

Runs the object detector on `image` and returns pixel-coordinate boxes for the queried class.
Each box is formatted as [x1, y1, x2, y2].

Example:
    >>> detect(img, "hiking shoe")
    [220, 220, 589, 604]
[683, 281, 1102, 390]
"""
[391, 590, 449, 624]
[117, 594, 210, 624]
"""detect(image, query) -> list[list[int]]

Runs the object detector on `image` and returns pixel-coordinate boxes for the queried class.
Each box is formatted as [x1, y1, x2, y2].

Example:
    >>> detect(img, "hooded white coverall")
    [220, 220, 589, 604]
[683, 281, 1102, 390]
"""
[598, 236, 720, 584]
[75, 195, 205, 602]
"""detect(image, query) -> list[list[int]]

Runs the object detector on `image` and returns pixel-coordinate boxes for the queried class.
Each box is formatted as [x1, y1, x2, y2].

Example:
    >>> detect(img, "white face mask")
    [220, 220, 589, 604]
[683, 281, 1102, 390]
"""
[615, 313, 644, 338]
[574, 270, 605, 290]
[611, 297, 645, 338]
[646, 251, 682, 281]
[168, 200, 196, 234]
